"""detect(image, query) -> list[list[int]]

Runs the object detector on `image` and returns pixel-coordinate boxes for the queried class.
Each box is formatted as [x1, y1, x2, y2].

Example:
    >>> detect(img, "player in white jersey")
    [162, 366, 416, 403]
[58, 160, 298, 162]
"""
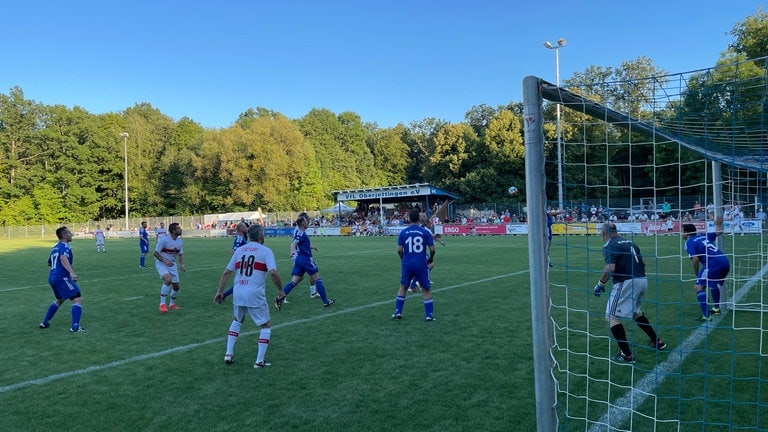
[214, 224, 285, 368]
[155, 221, 169, 240]
[153, 222, 186, 313]
[730, 205, 744, 236]
[93, 224, 106, 252]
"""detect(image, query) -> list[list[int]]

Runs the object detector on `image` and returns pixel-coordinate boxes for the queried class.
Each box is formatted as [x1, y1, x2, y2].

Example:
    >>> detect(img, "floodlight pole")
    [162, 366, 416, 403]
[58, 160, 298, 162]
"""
[121, 132, 129, 231]
[544, 38, 566, 210]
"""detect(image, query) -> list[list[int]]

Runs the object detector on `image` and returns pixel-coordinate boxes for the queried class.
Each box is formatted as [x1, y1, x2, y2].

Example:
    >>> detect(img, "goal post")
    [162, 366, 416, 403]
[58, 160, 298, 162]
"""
[523, 55, 768, 431]
[522, 75, 558, 432]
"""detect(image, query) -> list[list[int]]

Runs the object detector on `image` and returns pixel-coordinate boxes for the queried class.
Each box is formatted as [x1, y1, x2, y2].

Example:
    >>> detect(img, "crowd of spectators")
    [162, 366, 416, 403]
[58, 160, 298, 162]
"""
[192, 199, 766, 234]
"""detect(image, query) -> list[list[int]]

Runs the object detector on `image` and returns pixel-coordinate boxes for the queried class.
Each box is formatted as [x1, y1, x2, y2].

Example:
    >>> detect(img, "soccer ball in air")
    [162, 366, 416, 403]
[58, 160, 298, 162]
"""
[508, 186, 519, 196]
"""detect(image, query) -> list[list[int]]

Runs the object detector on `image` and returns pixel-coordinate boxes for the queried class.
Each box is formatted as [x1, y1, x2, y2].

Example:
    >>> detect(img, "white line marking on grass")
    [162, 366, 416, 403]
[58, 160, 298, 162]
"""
[0, 284, 48, 293]
[588, 263, 768, 432]
[0, 271, 526, 394]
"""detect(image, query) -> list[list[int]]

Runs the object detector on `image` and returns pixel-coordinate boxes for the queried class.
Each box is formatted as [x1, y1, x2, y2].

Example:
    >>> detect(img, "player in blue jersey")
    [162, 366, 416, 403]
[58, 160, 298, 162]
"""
[408, 212, 443, 292]
[39, 226, 86, 332]
[139, 221, 149, 268]
[288, 212, 317, 299]
[682, 215, 730, 320]
[217, 222, 249, 302]
[274, 215, 335, 309]
[594, 222, 664, 364]
[547, 208, 565, 267]
[393, 208, 436, 321]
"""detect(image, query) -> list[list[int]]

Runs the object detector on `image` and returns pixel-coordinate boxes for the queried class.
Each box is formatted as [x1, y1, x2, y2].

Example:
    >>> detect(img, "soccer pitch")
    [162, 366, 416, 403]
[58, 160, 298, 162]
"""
[6, 233, 766, 430]
[0, 235, 530, 431]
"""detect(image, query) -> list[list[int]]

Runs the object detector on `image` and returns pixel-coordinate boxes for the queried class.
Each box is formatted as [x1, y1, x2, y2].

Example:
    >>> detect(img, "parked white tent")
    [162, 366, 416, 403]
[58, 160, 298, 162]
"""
[322, 202, 355, 213]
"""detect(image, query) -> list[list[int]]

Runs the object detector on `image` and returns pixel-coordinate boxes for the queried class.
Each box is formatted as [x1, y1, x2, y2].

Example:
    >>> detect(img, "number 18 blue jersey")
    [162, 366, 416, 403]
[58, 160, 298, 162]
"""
[398, 224, 434, 264]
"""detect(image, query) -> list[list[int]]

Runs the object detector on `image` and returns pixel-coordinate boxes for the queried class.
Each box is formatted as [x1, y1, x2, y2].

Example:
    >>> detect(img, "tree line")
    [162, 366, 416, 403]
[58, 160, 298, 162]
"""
[0, 9, 765, 226]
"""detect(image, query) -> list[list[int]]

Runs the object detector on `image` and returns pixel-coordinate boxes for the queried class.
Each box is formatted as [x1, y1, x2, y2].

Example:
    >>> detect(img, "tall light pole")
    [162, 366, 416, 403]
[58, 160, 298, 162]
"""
[120, 132, 129, 231]
[544, 38, 566, 211]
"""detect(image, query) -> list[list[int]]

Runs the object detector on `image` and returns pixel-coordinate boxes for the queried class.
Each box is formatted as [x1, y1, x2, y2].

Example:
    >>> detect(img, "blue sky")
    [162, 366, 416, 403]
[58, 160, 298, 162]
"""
[1, 1, 764, 129]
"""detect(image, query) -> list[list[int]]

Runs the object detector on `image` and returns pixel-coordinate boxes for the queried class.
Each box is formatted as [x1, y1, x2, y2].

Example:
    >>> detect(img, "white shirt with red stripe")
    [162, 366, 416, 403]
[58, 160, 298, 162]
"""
[227, 241, 277, 307]
[154, 236, 184, 263]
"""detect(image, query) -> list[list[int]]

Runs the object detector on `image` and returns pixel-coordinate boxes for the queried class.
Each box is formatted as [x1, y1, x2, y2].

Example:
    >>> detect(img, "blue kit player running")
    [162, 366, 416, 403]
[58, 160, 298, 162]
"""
[139, 221, 149, 268]
[274, 215, 334, 309]
[682, 215, 730, 320]
[393, 208, 436, 321]
[217, 222, 249, 302]
[39, 226, 86, 332]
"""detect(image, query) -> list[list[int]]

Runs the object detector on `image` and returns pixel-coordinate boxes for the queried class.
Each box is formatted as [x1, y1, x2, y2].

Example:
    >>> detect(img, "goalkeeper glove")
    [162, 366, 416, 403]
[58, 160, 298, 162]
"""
[594, 281, 606, 297]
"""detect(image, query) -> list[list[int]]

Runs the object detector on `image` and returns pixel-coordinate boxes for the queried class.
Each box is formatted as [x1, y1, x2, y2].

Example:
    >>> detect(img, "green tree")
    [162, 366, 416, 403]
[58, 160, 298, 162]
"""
[298, 108, 377, 193]
[464, 104, 498, 137]
[467, 108, 525, 201]
[426, 123, 475, 188]
[33, 183, 67, 223]
[40, 105, 113, 221]
[246, 113, 319, 211]
[122, 103, 177, 216]
[157, 117, 204, 214]
[0, 195, 36, 225]
[0, 87, 48, 202]
[560, 57, 669, 203]
[729, 7, 768, 65]
[366, 124, 409, 185]
[403, 118, 447, 183]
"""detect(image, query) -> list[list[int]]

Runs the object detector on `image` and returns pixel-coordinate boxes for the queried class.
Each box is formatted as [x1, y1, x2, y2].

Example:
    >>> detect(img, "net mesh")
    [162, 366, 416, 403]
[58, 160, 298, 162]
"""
[534, 55, 768, 430]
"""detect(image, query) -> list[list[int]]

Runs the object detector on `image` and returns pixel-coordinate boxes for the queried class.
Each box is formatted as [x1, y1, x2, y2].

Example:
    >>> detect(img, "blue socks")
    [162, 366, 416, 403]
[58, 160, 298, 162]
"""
[394, 295, 405, 315]
[697, 290, 709, 316]
[42, 301, 60, 326]
[424, 298, 434, 318]
[283, 281, 296, 296]
[315, 279, 328, 303]
[71, 304, 83, 330]
[711, 284, 721, 308]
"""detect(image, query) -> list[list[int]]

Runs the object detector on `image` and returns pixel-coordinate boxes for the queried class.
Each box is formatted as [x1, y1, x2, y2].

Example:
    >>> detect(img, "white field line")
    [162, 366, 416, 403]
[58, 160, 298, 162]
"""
[0, 272, 525, 394]
[588, 263, 768, 432]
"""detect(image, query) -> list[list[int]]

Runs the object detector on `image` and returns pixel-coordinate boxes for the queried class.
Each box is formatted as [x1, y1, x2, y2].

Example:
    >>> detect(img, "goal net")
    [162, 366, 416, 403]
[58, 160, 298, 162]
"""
[523, 55, 768, 431]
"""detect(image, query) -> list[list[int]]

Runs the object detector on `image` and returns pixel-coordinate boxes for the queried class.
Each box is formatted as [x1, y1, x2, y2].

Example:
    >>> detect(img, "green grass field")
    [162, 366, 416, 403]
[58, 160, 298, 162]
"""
[0, 234, 530, 432]
[4, 233, 768, 431]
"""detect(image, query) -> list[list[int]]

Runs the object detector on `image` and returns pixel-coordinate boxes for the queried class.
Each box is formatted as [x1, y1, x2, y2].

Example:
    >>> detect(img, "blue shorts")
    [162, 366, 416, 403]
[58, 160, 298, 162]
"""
[49, 275, 81, 301]
[401, 261, 431, 290]
[140, 242, 149, 254]
[697, 258, 730, 288]
[291, 255, 319, 277]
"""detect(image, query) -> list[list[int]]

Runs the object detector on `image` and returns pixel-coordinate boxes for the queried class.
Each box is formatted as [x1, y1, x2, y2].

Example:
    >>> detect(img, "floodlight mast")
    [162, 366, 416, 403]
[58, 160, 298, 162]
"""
[543, 38, 567, 211]
[120, 132, 129, 231]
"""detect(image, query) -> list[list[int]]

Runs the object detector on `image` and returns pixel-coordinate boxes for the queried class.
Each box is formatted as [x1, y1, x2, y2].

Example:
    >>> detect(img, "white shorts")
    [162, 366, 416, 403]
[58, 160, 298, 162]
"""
[155, 260, 180, 283]
[605, 278, 647, 319]
[233, 304, 270, 327]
